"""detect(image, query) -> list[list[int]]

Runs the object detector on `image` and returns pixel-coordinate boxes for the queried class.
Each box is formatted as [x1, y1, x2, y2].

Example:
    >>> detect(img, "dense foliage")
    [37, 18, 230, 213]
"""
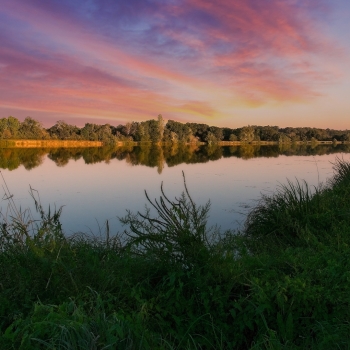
[1, 115, 350, 144]
[1, 159, 350, 348]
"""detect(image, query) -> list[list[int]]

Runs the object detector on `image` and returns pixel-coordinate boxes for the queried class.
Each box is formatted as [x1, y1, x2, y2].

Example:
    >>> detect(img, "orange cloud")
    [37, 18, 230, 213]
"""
[0, 0, 347, 127]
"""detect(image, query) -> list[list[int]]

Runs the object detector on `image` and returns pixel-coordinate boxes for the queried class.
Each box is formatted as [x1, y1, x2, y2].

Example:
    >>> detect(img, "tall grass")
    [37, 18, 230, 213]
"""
[329, 156, 350, 188]
[1, 160, 350, 348]
[244, 156, 350, 252]
[120, 171, 219, 269]
[0, 171, 64, 252]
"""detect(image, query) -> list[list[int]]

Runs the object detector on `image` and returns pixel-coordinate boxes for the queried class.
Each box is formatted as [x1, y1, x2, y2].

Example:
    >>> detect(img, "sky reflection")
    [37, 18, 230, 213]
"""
[1, 146, 350, 234]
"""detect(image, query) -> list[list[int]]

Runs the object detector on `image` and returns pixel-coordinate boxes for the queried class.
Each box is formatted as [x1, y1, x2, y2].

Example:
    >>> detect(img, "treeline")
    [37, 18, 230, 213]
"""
[1, 115, 350, 144]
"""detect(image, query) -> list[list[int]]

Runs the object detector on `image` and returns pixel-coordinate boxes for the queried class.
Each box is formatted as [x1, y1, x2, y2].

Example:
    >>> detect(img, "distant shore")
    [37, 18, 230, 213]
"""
[0, 139, 349, 148]
[1, 116, 349, 146]
[0, 140, 103, 148]
[217, 140, 350, 146]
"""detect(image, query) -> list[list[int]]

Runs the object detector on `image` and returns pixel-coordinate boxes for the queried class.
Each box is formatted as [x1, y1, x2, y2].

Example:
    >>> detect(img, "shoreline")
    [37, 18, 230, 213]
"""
[218, 140, 350, 145]
[0, 139, 349, 148]
[0, 140, 103, 148]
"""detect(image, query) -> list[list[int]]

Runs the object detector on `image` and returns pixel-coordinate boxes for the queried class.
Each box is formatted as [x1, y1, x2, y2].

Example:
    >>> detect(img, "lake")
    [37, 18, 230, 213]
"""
[1, 143, 350, 236]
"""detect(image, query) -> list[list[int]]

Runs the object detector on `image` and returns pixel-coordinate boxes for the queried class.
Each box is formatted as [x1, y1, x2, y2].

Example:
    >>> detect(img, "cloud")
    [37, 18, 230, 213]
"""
[0, 0, 346, 124]
[177, 101, 217, 118]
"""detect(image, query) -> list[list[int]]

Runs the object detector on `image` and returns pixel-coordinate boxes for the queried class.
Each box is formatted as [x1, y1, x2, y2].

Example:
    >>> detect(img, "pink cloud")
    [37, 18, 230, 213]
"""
[0, 0, 347, 125]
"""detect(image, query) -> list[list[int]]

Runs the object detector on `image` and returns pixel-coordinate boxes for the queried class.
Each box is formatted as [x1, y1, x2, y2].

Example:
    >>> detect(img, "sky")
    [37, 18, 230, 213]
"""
[0, 0, 349, 129]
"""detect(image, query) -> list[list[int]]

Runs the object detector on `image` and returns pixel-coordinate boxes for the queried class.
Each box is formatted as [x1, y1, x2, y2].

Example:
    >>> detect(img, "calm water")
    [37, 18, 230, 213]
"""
[1, 143, 350, 235]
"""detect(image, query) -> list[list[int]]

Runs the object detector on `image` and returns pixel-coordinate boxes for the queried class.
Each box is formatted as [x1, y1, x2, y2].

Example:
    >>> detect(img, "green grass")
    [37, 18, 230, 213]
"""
[1, 159, 350, 349]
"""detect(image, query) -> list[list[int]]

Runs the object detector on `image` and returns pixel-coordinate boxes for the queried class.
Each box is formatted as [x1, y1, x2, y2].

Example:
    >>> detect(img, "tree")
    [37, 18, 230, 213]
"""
[222, 127, 236, 141]
[19, 117, 49, 139]
[339, 133, 350, 142]
[229, 134, 238, 141]
[96, 124, 116, 144]
[186, 123, 209, 142]
[148, 119, 162, 143]
[124, 122, 132, 136]
[239, 126, 255, 143]
[278, 133, 291, 144]
[157, 114, 165, 141]
[48, 120, 80, 140]
[208, 126, 224, 142]
[0, 116, 21, 139]
[259, 126, 279, 141]
[135, 123, 150, 142]
[205, 132, 218, 144]
[81, 123, 98, 141]
[164, 120, 193, 143]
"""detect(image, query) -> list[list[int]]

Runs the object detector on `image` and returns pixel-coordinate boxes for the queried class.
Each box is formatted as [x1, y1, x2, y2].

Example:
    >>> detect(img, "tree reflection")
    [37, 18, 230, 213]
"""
[0, 144, 349, 172]
[0, 148, 45, 170]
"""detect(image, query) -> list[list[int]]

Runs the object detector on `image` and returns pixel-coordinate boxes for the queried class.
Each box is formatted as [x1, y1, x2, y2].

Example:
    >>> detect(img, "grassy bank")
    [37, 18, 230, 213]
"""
[2, 139, 349, 149]
[0, 140, 103, 148]
[1, 160, 350, 349]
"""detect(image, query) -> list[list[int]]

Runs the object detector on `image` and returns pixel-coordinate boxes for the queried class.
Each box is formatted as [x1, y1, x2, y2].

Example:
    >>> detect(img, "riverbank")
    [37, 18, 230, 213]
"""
[0, 139, 349, 148]
[1, 159, 350, 348]
[0, 139, 103, 148]
[217, 140, 350, 146]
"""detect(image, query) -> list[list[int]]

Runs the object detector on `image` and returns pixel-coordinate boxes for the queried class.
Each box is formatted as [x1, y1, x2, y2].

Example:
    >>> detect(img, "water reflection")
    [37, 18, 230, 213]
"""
[1, 143, 350, 172]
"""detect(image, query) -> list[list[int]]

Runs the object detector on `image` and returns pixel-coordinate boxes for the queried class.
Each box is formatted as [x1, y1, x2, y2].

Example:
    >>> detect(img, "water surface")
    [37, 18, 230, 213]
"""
[1, 144, 350, 235]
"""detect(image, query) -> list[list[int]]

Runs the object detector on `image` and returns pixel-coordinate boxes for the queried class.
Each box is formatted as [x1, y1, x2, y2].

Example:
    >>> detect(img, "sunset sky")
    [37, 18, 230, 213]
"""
[0, 0, 349, 129]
